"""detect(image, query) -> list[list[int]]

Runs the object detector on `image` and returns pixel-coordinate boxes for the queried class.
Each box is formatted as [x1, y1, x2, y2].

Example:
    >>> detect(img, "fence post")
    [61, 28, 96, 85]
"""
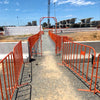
[61, 37, 64, 64]
[28, 41, 31, 62]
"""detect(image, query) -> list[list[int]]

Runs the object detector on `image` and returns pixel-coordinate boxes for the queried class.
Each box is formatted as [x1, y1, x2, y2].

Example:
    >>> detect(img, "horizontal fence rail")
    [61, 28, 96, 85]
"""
[0, 41, 28, 100]
[49, 31, 100, 94]
[62, 40, 96, 92]
[0, 52, 15, 100]
[28, 31, 44, 62]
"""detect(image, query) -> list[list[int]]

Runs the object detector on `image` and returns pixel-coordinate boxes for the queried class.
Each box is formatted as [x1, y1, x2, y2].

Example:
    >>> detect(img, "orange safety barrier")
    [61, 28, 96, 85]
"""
[94, 54, 100, 94]
[49, 30, 72, 55]
[49, 30, 100, 94]
[0, 41, 28, 100]
[0, 52, 15, 100]
[28, 31, 43, 61]
[13, 41, 23, 86]
[62, 40, 96, 92]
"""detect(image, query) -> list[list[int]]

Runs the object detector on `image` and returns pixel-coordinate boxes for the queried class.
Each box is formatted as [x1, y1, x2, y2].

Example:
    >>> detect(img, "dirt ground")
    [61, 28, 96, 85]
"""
[60, 31, 100, 41]
[0, 31, 100, 42]
[0, 34, 32, 42]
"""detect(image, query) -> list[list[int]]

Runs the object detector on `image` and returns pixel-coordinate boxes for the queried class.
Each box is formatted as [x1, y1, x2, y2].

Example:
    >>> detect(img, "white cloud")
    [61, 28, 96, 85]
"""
[4, 0, 9, 4]
[16, 2, 19, 6]
[51, 0, 58, 3]
[57, 0, 95, 6]
[66, 15, 72, 17]
[16, 9, 20, 11]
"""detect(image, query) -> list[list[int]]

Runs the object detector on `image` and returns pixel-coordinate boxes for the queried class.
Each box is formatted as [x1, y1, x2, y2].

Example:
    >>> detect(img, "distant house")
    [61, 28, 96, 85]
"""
[0, 27, 4, 35]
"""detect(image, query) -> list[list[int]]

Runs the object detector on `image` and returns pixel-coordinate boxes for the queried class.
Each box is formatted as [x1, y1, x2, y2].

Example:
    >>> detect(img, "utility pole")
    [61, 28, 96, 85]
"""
[48, 0, 50, 28]
[17, 16, 19, 26]
[54, 2, 56, 17]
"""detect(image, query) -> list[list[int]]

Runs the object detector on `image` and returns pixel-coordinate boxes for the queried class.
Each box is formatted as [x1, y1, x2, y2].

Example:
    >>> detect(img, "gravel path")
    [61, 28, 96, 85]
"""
[31, 32, 82, 100]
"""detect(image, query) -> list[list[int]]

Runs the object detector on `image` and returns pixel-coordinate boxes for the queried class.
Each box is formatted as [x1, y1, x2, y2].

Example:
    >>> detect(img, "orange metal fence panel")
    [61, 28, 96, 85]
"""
[94, 54, 100, 94]
[0, 41, 28, 100]
[13, 41, 23, 86]
[49, 30, 72, 55]
[0, 52, 15, 100]
[62, 40, 96, 92]
[28, 31, 43, 62]
[49, 31, 100, 94]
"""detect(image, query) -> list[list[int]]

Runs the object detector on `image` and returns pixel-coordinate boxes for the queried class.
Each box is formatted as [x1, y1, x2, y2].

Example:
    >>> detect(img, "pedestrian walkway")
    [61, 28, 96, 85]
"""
[15, 32, 100, 100]
[31, 32, 82, 100]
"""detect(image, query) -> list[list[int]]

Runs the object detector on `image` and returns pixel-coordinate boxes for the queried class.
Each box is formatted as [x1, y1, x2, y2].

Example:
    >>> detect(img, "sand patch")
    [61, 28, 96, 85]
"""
[61, 31, 100, 41]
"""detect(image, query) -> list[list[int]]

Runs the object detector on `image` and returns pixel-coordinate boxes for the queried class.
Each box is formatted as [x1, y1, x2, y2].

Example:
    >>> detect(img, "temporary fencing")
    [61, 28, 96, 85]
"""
[0, 41, 28, 100]
[28, 31, 44, 62]
[49, 30, 100, 94]
[49, 30, 72, 55]
[62, 40, 96, 92]
[94, 54, 100, 94]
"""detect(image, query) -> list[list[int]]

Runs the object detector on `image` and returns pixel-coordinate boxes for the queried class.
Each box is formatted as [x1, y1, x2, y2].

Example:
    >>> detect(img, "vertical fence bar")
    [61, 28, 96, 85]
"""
[8, 55, 13, 94]
[75, 44, 79, 72]
[82, 47, 86, 77]
[0, 77, 4, 100]
[6, 58, 11, 99]
[2, 62, 8, 100]
[86, 48, 91, 81]
[94, 54, 100, 93]
[78, 45, 82, 74]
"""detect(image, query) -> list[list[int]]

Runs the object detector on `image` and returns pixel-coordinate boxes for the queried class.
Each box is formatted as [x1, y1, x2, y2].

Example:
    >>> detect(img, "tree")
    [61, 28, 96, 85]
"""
[42, 22, 47, 28]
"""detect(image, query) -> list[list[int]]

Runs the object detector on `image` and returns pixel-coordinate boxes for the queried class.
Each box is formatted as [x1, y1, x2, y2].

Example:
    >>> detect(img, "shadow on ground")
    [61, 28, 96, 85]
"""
[15, 62, 33, 100]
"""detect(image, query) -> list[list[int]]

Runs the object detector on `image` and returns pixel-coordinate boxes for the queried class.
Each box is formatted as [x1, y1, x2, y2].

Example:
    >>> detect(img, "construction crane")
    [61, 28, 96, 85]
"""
[48, 0, 50, 27]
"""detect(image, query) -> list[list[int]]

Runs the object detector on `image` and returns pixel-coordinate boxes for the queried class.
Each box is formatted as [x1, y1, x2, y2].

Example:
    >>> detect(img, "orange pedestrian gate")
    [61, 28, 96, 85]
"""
[0, 41, 28, 100]
[49, 30, 100, 94]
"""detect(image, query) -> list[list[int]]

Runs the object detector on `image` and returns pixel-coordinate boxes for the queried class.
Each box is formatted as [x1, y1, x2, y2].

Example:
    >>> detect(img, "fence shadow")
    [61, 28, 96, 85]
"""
[63, 63, 100, 97]
[15, 62, 32, 100]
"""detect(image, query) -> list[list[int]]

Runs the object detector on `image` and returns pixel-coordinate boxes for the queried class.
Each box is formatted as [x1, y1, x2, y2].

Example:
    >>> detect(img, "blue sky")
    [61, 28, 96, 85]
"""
[0, 0, 100, 26]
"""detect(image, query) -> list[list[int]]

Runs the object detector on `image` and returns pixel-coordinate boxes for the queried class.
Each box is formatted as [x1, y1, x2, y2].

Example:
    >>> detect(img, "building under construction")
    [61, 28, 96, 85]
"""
[55, 17, 100, 28]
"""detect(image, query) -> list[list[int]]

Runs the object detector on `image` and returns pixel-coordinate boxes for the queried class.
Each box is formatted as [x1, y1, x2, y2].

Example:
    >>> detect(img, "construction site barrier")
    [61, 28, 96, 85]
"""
[49, 30, 72, 54]
[62, 40, 96, 92]
[49, 31, 100, 94]
[0, 41, 28, 100]
[94, 54, 100, 94]
[28, 31, 44, 62]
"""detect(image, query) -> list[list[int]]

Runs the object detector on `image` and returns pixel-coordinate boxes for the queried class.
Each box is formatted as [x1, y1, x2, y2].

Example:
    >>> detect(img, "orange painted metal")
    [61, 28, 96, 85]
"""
[13, 41, 23, 86]
[0, 41, 28, 100]
[0, 52, 15, 100]
[49, 31, 100, 94]
[28, 31, 43, 59]
[62, 40, 96, 93]
[49, 30, 72, 55]
[94, 54, 100, 94]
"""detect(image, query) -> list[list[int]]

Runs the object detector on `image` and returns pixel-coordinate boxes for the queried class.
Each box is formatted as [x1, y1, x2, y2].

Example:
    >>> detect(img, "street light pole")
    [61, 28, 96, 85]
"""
[17, 16, 19, 26]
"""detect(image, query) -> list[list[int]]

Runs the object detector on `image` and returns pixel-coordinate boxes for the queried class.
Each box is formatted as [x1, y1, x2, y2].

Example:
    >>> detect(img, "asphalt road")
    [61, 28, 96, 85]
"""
[76, 41, 100, 54]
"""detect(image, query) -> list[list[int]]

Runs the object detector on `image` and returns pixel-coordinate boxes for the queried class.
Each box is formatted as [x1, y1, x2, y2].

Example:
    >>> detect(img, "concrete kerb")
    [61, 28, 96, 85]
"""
[0, 42, 29, 62]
